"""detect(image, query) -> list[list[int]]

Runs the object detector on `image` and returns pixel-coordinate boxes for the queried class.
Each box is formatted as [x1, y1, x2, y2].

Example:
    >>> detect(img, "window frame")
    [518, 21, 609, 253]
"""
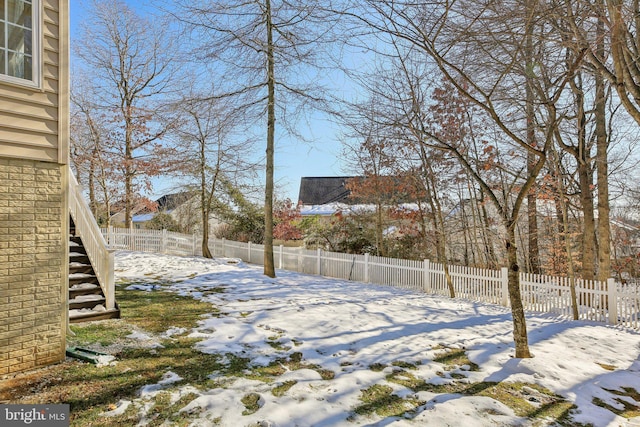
[0, 0, 41, 89]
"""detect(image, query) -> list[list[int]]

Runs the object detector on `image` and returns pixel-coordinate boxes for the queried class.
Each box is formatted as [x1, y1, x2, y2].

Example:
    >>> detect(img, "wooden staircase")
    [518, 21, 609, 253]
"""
[69, 216, 120, 323]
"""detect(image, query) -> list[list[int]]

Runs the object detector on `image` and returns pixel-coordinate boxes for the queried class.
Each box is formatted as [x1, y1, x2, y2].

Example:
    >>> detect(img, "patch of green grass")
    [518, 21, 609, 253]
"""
[243, 352, 334, 383]
[272, 380, 297, 397]
[477, 382, 575, 420]
[384, 359, 579, 426]
[117, 286, 218, 334]
[317, 368, 336, 380]
[69, 320, 130, 347]
[387, 370, 428, 391]
[190, 287, 226, 298]
[369, 363, 387, 372]
[392, 360, 419, 370]
[594, 387, 640, 419]
[432, 346, 479, 371]
[54, 336, 229, 426]
[353, 384, 424, 418]
[597, 363, 617, 371]
[139, 391, 197, 427]
[218, 353, 252, 377]
[2, 284, 226, 427]
[266, 335, 290, 351]
[241, 393, 262, 415]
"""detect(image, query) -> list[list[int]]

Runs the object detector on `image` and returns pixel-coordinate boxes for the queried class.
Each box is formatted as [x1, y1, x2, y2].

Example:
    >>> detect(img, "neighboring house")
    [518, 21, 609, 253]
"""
[298, 176, 354, 206]
[131, 192, 195, 229]
[297, 176, 419, 217]
[131, 192, 226, 235]
[611, 217, 640, 257]
[0, 0, 71, 375]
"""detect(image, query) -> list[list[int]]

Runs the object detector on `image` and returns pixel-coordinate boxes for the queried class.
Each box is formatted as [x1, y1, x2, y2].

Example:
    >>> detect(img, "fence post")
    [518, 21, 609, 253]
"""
[279, 245, 284, 269]
[607, 278, 618, 325]
[501, 267, 509, 307]
[161, 229, 167, 254]
[424, 259, 431, 293]
[222, 238, 226, 257]
[193, 233, 198, 256]
[297, 247, 302, 272]
[107, 226, 112, 246]
[317, 248, 322, 275]
[364, 253, 369, 283]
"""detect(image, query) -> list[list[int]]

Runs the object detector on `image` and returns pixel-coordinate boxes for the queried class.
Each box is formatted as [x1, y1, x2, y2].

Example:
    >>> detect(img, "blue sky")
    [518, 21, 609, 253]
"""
[69, 0, 348, 202]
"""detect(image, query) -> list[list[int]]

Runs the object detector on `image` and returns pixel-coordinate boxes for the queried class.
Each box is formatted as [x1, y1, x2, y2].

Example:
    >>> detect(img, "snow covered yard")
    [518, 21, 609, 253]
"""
[103, 251, 640, 427]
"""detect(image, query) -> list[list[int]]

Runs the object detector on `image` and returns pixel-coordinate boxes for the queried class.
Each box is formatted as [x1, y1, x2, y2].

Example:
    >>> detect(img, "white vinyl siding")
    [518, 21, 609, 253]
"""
[0, 0, 65, 164]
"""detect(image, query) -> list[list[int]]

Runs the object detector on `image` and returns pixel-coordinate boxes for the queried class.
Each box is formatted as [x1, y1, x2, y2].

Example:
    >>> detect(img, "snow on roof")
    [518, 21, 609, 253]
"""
[132, 213, 156, 223]
[300, 203, 421, 216]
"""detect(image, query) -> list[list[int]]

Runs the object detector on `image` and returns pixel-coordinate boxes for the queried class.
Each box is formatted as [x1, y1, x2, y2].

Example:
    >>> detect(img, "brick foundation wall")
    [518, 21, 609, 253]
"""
[0, 158, 67, 376]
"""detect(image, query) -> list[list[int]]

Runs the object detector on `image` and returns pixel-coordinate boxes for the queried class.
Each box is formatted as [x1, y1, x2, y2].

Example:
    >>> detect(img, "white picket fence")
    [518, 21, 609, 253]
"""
[102, 227, 640, 330]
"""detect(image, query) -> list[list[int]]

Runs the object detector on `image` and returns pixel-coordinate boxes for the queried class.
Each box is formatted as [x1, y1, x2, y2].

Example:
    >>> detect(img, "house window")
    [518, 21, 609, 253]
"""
[0, 0, 39, 87]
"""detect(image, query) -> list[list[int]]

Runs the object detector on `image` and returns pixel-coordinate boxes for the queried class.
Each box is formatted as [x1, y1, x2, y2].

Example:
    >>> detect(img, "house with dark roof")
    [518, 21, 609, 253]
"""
[297, 176, 421, 216]
[131, 192, 196, 229]
[298, 176, 355, 205]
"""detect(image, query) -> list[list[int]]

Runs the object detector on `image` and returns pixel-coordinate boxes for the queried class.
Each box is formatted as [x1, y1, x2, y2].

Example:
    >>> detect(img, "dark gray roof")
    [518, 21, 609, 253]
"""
[155, 192, 193, 211]
[298, 177, 356, 205]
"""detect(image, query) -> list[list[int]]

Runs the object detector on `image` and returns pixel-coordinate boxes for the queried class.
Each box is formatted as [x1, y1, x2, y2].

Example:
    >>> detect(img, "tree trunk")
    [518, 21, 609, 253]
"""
[88, 159, 97, 219]
[577, 161, 597, 280]
[421, 148, 455, 298]
[263, 0, 276, 278]
[375, 201, 384, 256]
[550, 148, 579, 320]
[201, 140, 212, 259]
[124, 109, 134, 229]
[479, 188, 497, 269]
[505, 224, 532, 358]
[595, 5, 611, 281]
[202, 214, 212, 258]
[525, 2, 541, 274]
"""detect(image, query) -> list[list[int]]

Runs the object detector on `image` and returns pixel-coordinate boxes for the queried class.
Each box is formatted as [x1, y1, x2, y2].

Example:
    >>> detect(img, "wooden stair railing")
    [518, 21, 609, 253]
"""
[68, 170, 118, 322]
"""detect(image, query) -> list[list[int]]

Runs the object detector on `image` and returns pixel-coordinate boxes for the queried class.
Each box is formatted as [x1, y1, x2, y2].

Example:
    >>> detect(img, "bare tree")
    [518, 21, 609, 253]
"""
[343, 0, 584, 358]
[340, 96, 402, 257]
[70, 74, 121, 227]
[170, 84, 257, 258]
[75, 0, 178, 228]
[172, 0, 335, 277]
[565, 0, 640, 126]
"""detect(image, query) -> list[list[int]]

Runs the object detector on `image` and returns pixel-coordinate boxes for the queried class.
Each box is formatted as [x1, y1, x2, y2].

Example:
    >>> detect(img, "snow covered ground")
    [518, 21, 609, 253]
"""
[112, 251, 640, 427]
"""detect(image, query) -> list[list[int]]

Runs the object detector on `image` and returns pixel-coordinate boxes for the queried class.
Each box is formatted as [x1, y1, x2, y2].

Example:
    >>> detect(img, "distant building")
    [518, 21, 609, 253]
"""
[298, 176, 355, 206]
[131, 192, 195, 228]
[297, 176, 420, 217]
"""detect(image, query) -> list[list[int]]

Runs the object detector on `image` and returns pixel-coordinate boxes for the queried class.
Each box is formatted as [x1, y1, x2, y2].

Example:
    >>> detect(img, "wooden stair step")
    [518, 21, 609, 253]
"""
[69, 307, 120, 323]
[69, 244, 87, 254]
[69, 283, 101, 297]
[69, 251, 90, 259]
[69, 295, 106, 310]
[69, 263, 94, 275]
[69, 273, 99, 286]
